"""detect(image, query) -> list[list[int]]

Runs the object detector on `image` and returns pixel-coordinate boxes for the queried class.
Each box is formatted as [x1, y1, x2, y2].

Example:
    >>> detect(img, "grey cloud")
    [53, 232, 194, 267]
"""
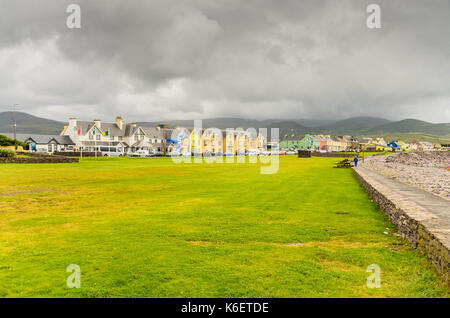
[0, 0, 449, 122]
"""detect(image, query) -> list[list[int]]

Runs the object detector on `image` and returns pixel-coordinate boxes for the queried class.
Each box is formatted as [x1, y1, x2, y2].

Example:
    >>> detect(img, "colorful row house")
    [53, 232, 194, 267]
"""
[167, 127, 266, 155]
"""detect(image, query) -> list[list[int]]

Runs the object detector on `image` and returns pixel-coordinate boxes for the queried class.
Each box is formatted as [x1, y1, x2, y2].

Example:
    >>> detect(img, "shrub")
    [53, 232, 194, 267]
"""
[0, 135, 27, 148]
[0, 149, 16, 158]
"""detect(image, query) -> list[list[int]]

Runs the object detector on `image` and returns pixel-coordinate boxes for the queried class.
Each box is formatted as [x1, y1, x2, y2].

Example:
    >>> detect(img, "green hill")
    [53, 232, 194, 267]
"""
[1, 112, 449, 142]
[138, 118, 311, 138]
[364, 118, 450, 136]
[315, 117, 392, 135]
[0, 111, 63, 135]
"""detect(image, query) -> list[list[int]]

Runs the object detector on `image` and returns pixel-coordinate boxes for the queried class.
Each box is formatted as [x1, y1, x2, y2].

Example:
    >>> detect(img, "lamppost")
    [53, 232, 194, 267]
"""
[13, 104, 18, 151]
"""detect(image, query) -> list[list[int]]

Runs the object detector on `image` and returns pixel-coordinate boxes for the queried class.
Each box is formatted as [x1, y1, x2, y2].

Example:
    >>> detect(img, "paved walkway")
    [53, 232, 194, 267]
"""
[357, 166, 450, 227]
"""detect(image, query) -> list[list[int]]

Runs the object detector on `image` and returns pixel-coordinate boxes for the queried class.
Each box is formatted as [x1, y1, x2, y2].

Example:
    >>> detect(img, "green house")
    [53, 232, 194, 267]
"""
[297, 134, 320, 150]
[280, 133, 304, 150]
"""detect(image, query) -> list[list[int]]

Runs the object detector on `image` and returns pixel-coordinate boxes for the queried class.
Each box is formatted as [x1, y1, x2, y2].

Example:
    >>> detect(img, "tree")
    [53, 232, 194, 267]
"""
[0, 134, 27, 149]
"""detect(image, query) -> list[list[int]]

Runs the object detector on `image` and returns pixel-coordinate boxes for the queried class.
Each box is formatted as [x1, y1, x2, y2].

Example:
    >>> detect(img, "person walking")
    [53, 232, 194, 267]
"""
[353, 156, 359, 167]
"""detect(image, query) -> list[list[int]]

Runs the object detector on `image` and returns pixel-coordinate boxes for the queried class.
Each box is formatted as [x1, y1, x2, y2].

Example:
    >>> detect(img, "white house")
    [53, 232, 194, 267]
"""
[60, 116, 164, 154]
[24, 135, 75, 153]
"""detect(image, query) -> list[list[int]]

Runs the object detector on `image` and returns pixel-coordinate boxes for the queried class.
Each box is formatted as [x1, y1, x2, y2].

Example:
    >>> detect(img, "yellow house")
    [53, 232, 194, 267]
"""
[183, 128, 266, 155]
[366, 144, 389, 151]
[202, 128, 223, 154]
[397, 140, 408, 151]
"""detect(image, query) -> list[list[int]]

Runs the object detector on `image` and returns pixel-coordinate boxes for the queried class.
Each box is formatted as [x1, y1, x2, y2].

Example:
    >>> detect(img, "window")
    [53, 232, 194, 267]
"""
[96, 135, 101, 140]
[110, 136, 114, 140]
[118, 136, 123, 141]
[89, 134, 93, 140]
[134, 135, 138, 141]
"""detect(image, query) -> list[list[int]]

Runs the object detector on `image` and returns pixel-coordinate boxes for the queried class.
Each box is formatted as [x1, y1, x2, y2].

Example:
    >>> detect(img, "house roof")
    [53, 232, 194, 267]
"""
[131, 139, 155, 149]
[75, 121, 124, 136]
[140, 127, 163, 138]
[25, 135, 75, 145]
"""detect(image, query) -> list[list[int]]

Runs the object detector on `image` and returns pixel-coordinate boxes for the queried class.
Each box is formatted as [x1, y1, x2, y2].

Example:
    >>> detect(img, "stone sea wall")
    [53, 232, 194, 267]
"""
[353, 168, 449, 285]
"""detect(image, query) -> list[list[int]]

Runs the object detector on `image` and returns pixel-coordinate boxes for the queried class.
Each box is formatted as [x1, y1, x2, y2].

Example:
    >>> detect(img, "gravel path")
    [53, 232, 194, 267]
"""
[360, 151, 450, 201]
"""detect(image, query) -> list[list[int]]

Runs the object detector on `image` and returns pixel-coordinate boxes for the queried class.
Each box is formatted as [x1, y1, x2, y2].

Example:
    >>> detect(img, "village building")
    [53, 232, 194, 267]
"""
[279, 133, 302, 150]
[124, 123, 164, 153]
[59, 117, 164, 154]
[297, 134, 319, 150]
[24, 135, 75, 153]
[340, 135, 359, 151]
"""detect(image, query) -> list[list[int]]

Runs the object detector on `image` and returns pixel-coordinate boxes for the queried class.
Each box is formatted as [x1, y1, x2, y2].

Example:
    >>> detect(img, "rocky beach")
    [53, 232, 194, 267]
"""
[361, 151, 450, 200]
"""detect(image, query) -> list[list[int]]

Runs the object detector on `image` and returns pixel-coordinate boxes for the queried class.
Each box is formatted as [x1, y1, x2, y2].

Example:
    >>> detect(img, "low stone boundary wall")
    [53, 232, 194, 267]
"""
[16, 151, 51, 157]
[353, 168, 449, 285]
[54, 151, 101, 157]
[0, 156, 79, 163]
[312, 153, 359, 158]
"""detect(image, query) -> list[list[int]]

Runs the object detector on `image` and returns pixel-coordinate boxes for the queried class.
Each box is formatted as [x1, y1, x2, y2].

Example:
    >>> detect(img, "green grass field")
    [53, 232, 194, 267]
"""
[0, 157, 448, 297]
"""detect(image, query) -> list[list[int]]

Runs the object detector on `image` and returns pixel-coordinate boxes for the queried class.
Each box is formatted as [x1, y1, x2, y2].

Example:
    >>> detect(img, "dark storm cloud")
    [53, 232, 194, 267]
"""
[0, 0, 449, 122]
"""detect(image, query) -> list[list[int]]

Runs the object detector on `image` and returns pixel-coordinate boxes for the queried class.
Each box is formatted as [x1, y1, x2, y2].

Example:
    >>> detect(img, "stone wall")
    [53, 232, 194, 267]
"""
[16, 151, 51, 157]
[353, 168, 449, 285]
[0, 156, 79, 163]
[54, 151, 102, 157]
[312, 153, 360, 158]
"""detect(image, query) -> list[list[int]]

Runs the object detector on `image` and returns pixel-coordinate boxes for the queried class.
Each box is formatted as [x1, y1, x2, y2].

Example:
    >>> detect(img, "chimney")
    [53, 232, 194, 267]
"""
[69, 117, 77, 127]
[93, 119, 101, 129]
[115, 116, 123, 130]
[130, 122, 137, 133]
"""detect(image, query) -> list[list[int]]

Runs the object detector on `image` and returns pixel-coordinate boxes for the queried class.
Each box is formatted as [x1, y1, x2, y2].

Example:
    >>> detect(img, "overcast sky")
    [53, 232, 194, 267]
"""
[0, 0, 449, 123]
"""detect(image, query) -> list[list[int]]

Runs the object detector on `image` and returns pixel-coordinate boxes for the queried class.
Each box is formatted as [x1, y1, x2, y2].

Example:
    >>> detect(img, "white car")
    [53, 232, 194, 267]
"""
[247, 149, 260, 156]
[128, 150, 150, 157]
[100, 147, 125, 157]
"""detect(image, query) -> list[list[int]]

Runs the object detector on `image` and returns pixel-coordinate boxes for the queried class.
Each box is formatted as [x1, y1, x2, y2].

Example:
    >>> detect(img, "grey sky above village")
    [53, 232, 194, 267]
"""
[0, 0, 449, 123]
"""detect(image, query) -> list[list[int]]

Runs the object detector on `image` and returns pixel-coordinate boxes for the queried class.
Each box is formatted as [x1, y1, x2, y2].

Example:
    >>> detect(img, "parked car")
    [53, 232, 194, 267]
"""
[247, 149, 260, 156]
[100, 147, 124, 157]
[260, 150, 271, 156]
[128, 150, 150, 157]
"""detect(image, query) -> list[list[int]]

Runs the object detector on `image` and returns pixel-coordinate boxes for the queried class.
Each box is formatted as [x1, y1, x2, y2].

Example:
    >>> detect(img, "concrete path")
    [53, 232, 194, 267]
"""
[357, 166, 450, 227]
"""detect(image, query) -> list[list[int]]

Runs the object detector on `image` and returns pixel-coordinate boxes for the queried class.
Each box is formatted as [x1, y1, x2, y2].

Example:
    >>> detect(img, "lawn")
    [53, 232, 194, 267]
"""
[0, 156, 448, 297]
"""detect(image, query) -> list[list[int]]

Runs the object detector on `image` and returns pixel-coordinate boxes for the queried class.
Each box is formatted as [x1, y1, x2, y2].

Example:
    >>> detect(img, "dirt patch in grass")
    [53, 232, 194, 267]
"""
[285, 242, 305, 247]
[0, 188, 67, 197]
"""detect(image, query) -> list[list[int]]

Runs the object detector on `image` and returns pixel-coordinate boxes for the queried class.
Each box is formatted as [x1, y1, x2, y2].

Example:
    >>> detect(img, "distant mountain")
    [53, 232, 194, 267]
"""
[1, 112, 449, 140]
[363, 119, 450, 136]
[295, 118, 338, 128]
[138, 118, 312, 138]
[0, 111, 63, 135]
[316, 117, 392, 135]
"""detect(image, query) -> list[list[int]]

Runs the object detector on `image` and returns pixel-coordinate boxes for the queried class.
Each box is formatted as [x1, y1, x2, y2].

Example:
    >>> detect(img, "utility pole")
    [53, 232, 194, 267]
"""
[13, 104, 18, 151]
